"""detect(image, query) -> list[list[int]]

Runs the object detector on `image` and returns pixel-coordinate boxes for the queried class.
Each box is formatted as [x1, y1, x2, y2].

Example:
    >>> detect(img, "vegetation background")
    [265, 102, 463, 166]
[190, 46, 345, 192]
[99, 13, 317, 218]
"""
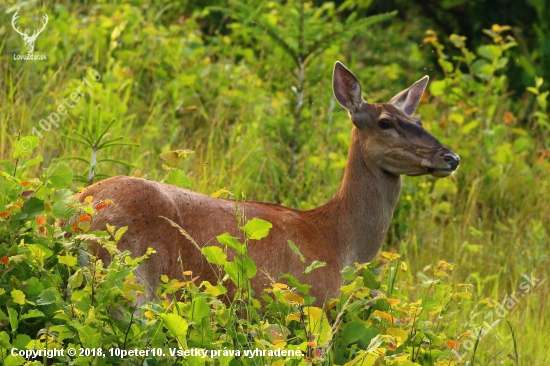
[0, 0, 548, 365]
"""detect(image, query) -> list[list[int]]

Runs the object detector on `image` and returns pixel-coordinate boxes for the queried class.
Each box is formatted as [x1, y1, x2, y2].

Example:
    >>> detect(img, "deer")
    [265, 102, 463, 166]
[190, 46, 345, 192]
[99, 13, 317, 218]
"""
[76, 62, 460, 305]
[11, 11, 49, 54]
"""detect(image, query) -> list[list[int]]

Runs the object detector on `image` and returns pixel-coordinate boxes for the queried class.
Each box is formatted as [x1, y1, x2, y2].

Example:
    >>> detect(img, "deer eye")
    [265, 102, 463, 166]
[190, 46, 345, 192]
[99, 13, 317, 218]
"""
[378, 118, 392, 129]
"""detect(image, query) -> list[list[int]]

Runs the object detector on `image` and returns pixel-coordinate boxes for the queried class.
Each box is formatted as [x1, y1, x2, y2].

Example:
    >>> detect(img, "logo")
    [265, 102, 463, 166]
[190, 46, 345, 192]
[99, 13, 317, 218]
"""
[12, 11, 48, 60]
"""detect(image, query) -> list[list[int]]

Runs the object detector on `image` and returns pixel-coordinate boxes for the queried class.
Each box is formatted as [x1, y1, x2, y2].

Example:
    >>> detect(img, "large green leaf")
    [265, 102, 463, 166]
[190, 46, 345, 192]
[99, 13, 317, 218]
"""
[165, 169, 191, 189]
[190, 297, 211, 323]
[160, 313, 189, 349]
[13, 136, 40, 159]
[42, 163, 73, 189]
[202, 246, 227, 266]
[340, 321, 379, 346]
[217, 233, 245, 255]
[241, 218, 272, 240]
[19, 197, 44, 220]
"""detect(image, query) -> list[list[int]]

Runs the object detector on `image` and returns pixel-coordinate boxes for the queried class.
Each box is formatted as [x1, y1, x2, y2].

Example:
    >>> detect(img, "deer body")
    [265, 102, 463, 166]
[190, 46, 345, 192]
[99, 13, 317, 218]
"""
[77, 62, 460, 303]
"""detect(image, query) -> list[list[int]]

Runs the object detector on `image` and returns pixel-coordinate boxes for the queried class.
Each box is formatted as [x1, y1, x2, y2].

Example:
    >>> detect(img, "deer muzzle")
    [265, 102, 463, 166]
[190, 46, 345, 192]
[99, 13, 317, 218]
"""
[422, 148, 461, 177]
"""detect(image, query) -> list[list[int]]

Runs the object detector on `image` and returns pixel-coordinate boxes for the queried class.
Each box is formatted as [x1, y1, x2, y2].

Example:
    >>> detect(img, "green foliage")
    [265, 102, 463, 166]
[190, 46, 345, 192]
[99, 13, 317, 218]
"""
[57, 106, 139, 185]
[0, 1, 549, 364]
[212, 0, 396, 174]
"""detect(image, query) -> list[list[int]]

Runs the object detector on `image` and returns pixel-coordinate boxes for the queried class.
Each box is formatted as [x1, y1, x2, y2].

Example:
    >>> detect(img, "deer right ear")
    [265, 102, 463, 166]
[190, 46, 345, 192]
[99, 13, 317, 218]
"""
[388, 76, 429, 115]
[333, 61, 363, 113]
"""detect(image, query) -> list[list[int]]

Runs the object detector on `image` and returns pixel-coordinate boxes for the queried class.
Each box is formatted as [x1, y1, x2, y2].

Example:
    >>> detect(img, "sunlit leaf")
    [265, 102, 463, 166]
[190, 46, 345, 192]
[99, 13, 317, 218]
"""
[241, 218, 273, 240]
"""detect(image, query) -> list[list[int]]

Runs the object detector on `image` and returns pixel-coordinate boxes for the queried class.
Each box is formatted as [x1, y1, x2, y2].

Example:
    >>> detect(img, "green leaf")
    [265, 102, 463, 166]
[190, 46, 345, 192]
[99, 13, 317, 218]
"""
[360, 267, 381, 290]
[68, 270, 83, 289]
[288, 240, 305, 263]
[0, 330, 11, 348]
[23, 277, 44, 297]
[429, 80, 448, 97]
[165, 169, 191, 189]
[42, 163, 73, 189]
[0, 160, 15, 174]
[526, 86, 539, 95]
[438, 59, 453, 73]
[115, 226, 128, 242]
[78, 324, 101, 348]
[472, 59, 494, 77]
[4, 354, 26, 366]
[513, 137, 532, 153]
[7, 307, 18, 331]
[240, 218, 273, 240]
[237, 256, 257, 279]
[159, 149, 194, 166]
[190, 297, 211, 323]
[13, 136, 40, 159]
[280, 273, 312, 295]
[11, 289, 26, 305]
[478, 45, 502, 61]
[26, 245, 53, 268]
[160, 313, 188, 349]
[224, 261, 244, 286]
[341, 321, 379, 345]
[305, 260, 326, 274]
[202, 246, 227, 266]
[58, 254, 78, 267]
[25, 154, 44, 169]
[20, 309, 45, 320]
[217, 233, 246, 255]
[422, 296, 440, 311]
[495, 57, 508, 70]
[52, 202, 77, 219]
[461, 121, 479, 135]
[13, 334, 32, 349]
[20, 197, 44, 220]
[37, 288, 57, 306]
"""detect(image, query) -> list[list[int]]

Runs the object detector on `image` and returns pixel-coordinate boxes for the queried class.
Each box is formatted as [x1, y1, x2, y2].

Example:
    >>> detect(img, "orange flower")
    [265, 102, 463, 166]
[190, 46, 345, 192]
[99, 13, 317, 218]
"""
[96, 203, 108, 211]
[78, 214, 92, 222]
[504, 112, 515, 124]
[21, 181, 32, 187]
[423, 36, 436, 44]
[446, 340, 460, 349]
[421, 92, 428, 102]
[37, 216, 46, 225]
[0, 211, 11, 218]
[1, 256, 9, 265]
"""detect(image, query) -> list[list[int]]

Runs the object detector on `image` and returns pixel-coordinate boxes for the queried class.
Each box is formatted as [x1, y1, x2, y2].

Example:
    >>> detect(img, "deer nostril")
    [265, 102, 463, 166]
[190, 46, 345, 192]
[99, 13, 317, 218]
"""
[443, 153, 460, 170]
[443, 153, 460, 162]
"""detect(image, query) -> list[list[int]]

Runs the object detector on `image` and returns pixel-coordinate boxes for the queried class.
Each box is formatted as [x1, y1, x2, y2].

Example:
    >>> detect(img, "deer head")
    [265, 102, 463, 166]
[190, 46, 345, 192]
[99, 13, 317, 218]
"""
[333, 61, 460, 178]
[12, 11, 49, 54]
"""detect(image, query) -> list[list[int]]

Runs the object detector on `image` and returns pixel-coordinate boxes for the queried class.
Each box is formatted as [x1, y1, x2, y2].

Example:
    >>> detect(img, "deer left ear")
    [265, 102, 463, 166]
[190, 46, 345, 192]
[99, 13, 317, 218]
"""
[333, 61, 364, 113]
[388, 76, 429, 115]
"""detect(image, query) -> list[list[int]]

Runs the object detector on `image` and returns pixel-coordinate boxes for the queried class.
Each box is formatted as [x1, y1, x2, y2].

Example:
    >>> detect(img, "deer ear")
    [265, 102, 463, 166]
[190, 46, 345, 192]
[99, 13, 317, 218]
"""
[333, 61, 363, 113]
[388, 76, 429, 115]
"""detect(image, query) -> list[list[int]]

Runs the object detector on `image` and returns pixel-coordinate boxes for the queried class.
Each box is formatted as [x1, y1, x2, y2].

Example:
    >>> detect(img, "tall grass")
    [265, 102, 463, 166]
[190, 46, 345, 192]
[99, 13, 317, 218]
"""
[1, 1, 548, 364]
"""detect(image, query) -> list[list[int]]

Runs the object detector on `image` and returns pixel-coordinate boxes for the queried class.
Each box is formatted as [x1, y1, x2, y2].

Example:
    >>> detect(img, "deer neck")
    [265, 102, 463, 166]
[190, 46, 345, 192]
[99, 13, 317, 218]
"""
[310, 127, 402, 265]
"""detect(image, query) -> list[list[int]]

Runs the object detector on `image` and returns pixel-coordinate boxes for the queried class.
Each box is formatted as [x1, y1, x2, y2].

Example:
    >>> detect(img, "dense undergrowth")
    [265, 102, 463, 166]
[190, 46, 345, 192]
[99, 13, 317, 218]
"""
[1, 0, 549, 365]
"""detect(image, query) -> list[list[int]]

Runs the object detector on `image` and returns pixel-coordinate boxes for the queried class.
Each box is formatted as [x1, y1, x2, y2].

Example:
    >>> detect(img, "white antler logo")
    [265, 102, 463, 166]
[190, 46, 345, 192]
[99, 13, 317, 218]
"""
[11, 11, 49, 54]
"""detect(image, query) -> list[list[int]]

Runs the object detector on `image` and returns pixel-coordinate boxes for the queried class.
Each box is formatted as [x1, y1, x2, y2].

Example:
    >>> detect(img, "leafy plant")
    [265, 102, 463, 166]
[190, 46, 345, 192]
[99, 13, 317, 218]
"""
[212, 0, 396, 174]
[58, 106, 139, 185]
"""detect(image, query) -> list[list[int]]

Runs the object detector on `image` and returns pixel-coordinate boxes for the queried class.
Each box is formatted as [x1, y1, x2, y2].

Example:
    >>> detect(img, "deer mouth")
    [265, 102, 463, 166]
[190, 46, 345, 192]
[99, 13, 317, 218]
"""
[422, 154, 460, 177]
[427, 167, 456, 177]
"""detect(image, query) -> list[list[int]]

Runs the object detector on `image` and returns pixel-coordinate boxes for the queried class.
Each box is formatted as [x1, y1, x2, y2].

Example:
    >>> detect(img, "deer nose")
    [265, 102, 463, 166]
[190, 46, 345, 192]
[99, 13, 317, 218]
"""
[443, 153, 460, 170]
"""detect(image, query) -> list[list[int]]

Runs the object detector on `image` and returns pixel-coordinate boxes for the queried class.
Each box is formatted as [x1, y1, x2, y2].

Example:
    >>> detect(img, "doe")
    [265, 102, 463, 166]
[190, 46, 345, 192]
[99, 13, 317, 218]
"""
[77, 62, 460, 303]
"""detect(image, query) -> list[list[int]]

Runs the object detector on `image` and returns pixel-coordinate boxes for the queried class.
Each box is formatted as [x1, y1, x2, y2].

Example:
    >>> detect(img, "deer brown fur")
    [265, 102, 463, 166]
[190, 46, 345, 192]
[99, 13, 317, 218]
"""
[76, 62, 460, 304]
